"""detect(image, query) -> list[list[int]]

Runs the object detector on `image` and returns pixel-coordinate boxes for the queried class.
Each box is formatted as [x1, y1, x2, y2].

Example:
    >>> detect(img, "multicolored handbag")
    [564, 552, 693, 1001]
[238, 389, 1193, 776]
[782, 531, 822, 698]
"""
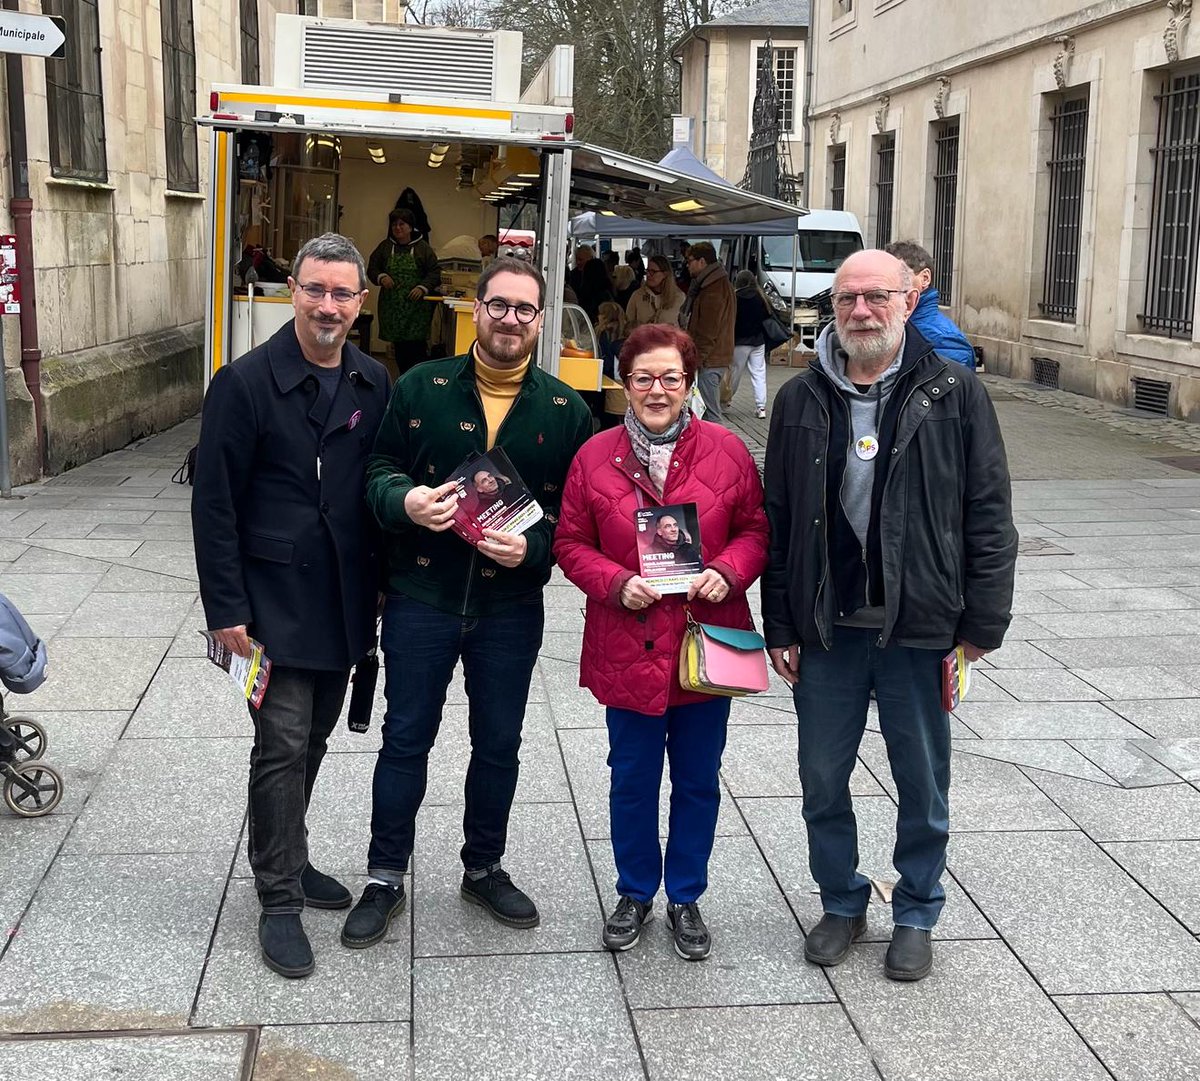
[679, 610, 769, 697]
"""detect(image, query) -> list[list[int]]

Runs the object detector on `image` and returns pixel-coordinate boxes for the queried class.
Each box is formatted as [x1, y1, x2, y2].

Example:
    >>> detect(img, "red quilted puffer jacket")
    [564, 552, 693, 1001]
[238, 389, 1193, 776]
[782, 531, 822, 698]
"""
[554, 419, 769, 716]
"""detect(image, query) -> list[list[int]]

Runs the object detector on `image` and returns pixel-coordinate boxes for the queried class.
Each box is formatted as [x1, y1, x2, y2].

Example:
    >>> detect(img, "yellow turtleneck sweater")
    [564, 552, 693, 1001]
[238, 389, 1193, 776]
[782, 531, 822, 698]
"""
[475, 351, 529, 450]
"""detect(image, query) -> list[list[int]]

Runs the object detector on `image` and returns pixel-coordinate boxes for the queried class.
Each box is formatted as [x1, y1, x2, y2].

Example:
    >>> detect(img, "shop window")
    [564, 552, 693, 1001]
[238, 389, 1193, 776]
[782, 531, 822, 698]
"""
[873, 132, 895, 248]
[1040, 95, 1088, 322]
[161, 0, 199, 192]
[43, 0, 107, 182]
[241, 0, 260, 84]
[265, 133, 342, 265]
[829, 143, 846, 211]
[931, 119, 959, 303]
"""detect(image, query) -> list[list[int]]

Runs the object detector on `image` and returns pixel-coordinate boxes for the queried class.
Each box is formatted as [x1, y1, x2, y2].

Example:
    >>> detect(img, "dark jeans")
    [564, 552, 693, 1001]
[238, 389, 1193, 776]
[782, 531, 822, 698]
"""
[606, 697, 730, 905]
[367, 593, 545, 884]
[247, 665, 349, 913]
[794, 625, 951, 929]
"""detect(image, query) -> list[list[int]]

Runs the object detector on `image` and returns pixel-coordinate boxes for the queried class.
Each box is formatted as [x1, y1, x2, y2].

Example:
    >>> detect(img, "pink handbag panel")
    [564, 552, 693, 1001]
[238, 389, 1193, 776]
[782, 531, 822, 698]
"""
[701, 631, 769, 692]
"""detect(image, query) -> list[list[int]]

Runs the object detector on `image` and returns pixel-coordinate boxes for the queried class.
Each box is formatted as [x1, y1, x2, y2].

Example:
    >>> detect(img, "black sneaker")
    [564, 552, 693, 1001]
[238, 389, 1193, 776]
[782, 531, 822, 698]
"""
[460, 867, 539, 928]
[302, 864, 352, 910]
[666, 902, 711, 961]
[602, 896, 653, 951]
[804, 913, 867, 967]
[885, 925, 933, 982]
[340, 882, 406, 949]
[259, 912, 314, 978]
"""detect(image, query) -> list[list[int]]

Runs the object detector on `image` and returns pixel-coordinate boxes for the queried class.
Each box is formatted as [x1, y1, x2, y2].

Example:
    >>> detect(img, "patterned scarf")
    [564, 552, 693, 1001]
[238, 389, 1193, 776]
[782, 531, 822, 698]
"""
[624, 405, 691, 495]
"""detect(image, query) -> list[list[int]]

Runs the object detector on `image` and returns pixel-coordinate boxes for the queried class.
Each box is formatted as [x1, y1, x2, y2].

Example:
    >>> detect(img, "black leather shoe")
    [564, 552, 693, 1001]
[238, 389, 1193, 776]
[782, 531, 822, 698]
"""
[302, 864, 352, 910]
[804, 913, 867, 966]
[666, 902, 711, 961]
[340, 882, 406, 949]
[885, 925, 933, 981]
[460, 867, 539, 928]
[259, 913, 314, 978]
[602, 896, 653, 951]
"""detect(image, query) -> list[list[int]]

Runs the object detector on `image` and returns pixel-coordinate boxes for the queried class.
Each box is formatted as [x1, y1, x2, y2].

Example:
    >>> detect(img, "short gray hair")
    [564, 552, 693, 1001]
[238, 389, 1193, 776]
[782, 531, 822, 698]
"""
[292, 233, 369, 290]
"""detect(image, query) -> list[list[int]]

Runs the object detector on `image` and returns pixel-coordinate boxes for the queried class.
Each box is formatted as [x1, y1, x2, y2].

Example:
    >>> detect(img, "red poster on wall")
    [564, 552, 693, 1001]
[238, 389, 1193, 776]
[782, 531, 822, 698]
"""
[0, 235, 19, 315]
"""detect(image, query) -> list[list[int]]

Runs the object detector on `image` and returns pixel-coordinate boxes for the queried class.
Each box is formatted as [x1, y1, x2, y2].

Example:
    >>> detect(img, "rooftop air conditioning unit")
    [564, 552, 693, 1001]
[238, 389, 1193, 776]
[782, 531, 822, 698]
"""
[273, 15, 524, 101]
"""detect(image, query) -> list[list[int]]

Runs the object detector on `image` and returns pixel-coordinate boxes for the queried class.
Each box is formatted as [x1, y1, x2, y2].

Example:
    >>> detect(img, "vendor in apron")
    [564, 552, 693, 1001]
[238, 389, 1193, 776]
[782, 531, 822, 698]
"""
[366, 208, 442, 376]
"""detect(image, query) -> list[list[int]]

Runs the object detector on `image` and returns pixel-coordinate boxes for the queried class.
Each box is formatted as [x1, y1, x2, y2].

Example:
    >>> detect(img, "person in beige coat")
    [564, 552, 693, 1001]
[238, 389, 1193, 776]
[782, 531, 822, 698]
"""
[679, 243, 735, 422]
[626, 255, 685, 330]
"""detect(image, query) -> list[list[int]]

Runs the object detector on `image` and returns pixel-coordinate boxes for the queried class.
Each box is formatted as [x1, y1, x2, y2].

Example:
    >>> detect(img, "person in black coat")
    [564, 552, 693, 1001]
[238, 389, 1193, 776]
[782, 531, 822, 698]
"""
[192, 232, 390, 980]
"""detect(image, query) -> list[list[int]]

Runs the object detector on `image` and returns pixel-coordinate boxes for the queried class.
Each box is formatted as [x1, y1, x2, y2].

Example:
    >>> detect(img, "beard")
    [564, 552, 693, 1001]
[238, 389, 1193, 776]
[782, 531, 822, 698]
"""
[837, 310, 905, 366]
[310, 316, 345, 347]
[478, 322, 536, 364]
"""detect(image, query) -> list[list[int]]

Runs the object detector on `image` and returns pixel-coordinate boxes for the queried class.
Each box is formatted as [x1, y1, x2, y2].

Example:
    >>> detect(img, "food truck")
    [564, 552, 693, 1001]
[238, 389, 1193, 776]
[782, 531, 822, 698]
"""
[200, 14, 804, 397]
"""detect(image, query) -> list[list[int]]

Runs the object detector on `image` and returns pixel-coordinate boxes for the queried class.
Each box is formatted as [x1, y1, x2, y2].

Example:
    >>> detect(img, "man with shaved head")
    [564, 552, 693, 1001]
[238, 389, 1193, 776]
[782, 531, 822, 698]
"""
[761, 250, 1016, 981]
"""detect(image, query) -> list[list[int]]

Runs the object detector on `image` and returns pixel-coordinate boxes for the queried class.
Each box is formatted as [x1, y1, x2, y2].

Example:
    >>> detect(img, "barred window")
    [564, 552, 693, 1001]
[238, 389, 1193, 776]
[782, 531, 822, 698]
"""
[1141, 72, 1200, 338]
[161, 0, 199, 193]
[241, 0, 260, 84]
[755, 47, 798, 134]
[931, 119, 960, 303]
[298, 0, 319, 13]
[829, 143, 846, 211]
[43, 0, 106, 182]
[874, 133, 895, 248]
[1040, 95, 1088, 322]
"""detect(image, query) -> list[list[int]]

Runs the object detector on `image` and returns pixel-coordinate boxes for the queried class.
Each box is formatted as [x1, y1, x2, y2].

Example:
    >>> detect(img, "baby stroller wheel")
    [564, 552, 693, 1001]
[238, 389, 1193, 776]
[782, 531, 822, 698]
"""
[3, 761, 64, 817]
[5, 717, 47, 762]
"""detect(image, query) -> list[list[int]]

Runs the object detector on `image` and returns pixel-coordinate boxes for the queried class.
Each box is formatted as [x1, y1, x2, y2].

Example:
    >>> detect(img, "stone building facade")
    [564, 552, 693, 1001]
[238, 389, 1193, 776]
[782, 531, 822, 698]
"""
[0, 0, 404, 483]
[675, 0, 808, 186]
[807, 0, 1200, 422]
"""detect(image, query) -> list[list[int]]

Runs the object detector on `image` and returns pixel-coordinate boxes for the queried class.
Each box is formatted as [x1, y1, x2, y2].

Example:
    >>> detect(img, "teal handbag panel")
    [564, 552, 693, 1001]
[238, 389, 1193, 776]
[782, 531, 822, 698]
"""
[698, 623, 766, 652]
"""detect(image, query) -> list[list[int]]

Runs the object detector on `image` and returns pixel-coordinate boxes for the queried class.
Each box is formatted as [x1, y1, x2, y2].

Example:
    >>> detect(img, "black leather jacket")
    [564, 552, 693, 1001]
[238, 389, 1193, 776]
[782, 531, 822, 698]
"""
[761, 329, 1017, 653]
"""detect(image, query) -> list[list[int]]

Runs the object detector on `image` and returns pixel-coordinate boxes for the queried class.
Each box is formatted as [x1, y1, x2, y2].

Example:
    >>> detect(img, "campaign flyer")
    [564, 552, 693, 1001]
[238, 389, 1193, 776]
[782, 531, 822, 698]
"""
[941, 644, 973, 711]
[444, 447, 543, 546]
[634, 502, 704, 595]
[199, 630, 272, 708]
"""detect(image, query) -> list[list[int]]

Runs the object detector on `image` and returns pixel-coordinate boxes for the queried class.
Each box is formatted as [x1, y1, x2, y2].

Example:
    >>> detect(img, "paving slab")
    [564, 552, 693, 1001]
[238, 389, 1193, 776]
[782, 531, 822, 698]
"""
[1130, 737, 1200, 781]
[557, 725, 747, 840]
[723, 723, 885, 799]
[1042, 586, 1198, 611]
[1102, 841, 1200, 934]
[955, 671, 1014, 702]
[64, 736, 250, 856]
[165, 599, 210, 657]
[635, 1003, 877, 1081]
[949, 830, 1200, 993]
[93, 564, 199, 592]
[194, 877, 411, 1027]
[593, 836, 835, 1009]
[1032, 610, 1200, 638]
[413, 952, 642, 1081]
[1104, 699, 1200, 739]
[977, 640, 1064, 669]
[951, 700, 1144, 740]
[26, 538, 141, 561]
[16, 637, 170, 712]
[254, 1022, 411, 1081]
[1024, 768, 1200, 841]
[10, 710, 129, 813]
[1068, 739, 1182, 787]
[0, 1031, 249, 1081]
[949, 752, 1076, 832]
[1068, 666, 1199, 700]
[55, 592, 195, 639]
[829, 940, 1109, 1081]
[0, 571, 104, 616]
[1067, 567, 1200, 589]
[739, 795, 995, 941]
[982, 668, 1107, 702]
[0, 816, 72, 937]
[123, 657, 252, 738]
[537, 656, 605, 728]
[0, 852, 228, 1032]
[1033, 634, 1200, 667]
[1054, 992, 1200, 1081]
[119, 540, 199, 580]
[952, 739, 1114, 784]
[413, 802, 600, 957]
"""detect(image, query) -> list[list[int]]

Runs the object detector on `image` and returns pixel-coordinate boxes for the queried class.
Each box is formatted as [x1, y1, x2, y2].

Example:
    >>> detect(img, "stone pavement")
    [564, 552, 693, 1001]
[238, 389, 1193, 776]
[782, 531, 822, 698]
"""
[3, 369, 1200, 1079]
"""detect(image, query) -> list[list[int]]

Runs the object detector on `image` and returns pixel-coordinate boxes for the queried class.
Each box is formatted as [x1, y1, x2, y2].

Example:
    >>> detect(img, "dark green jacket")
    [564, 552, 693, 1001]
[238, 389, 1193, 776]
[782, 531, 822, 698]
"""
[366, 349, 593, 616]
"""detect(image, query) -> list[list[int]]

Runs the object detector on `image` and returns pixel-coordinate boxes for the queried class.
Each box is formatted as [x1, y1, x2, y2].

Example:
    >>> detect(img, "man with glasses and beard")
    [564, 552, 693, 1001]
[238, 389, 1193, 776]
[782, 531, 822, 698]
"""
[192, 233, 390, 979]
[342, 258, 592, 948]
[761, 250, 1016, 983]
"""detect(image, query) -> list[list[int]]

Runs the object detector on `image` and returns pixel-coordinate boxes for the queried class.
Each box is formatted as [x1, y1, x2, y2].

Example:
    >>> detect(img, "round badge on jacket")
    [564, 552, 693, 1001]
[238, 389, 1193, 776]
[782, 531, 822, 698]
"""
[855, 435, 880, 461]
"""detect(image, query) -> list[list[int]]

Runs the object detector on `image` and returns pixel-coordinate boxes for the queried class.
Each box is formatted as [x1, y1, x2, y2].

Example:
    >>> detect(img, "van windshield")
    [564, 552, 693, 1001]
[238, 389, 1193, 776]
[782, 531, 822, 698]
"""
[762, 231, 863, 273]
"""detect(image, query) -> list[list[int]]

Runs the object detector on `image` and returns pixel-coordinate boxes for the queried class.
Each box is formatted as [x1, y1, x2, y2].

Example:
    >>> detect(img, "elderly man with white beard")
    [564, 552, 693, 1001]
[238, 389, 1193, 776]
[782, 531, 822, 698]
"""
[761, 250, 1016, 982]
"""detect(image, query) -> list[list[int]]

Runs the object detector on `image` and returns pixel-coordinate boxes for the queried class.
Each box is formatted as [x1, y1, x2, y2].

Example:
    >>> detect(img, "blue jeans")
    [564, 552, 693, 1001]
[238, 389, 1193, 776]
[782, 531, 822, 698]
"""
[367, 594, 544, 883]
[606, 697, 730, 905]
[794, 625, 950, 929]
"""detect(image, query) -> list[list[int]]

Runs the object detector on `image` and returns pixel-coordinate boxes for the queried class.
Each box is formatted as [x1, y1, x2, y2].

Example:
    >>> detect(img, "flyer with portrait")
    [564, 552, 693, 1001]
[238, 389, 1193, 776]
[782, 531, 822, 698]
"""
[635, 502, 704, 594]
[444, 447, 543, 546]
[199, 630, 272, 708]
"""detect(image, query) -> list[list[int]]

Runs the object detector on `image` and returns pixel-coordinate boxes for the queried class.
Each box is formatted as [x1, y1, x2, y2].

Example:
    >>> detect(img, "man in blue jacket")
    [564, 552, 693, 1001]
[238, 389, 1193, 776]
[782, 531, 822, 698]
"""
[885, 241, 976, 370]
[192, 233, 390, 980]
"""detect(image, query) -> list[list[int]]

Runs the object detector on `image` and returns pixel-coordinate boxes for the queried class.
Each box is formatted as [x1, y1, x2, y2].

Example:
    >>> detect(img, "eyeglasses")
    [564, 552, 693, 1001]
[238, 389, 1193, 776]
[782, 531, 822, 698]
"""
[831, 289, 906, 311]
[646, 267, 666, 276]
[626, 371, 687, 392]
[295, 282, 363, 305]
[482, 297, 542, 324]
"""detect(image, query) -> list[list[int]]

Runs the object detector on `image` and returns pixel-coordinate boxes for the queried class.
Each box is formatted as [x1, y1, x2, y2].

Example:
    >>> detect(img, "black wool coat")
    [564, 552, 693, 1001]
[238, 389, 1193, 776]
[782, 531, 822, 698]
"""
[192, 320, 390, 670]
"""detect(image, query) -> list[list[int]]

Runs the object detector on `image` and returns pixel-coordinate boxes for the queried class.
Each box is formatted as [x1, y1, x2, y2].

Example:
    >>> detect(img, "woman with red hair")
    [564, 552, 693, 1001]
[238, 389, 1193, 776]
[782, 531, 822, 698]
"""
[554, 322, 768, 961]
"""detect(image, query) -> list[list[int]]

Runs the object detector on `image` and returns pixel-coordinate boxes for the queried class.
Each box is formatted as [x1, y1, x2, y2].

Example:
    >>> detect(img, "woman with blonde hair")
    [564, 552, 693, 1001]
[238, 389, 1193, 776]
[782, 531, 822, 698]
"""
[596, 300, 628, 378]
[626, 255, 685, 330]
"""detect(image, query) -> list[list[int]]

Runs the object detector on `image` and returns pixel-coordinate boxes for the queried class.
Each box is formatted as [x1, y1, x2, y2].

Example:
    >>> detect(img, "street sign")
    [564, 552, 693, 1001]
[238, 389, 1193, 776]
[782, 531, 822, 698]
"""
[0, 236, 20, 315]
[0, 12, 65, 60]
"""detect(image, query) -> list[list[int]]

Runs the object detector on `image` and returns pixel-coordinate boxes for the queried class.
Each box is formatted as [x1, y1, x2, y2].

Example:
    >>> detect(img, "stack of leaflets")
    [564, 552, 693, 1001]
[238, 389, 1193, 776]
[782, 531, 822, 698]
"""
[941, 644, 973, 711]
[444, 448, 543, 546]
[200, 630, 272, 708]
[635, 502, 704, 595]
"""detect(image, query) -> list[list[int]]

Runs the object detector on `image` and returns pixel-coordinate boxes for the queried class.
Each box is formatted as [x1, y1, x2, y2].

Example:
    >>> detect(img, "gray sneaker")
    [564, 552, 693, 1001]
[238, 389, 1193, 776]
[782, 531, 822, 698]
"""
[666, 902, 711, 961]
[602, 896, 653, 951]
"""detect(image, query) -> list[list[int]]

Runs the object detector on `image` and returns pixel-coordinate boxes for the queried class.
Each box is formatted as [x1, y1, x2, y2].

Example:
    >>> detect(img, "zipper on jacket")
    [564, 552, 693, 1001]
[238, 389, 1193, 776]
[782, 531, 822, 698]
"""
[803, 380, 833, 651]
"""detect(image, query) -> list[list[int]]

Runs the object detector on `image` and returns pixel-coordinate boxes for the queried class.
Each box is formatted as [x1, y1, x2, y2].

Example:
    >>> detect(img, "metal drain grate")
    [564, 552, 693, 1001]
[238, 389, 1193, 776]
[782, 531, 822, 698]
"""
[1031, 356, 1060, 389]
[1131, 377, 1171, 416]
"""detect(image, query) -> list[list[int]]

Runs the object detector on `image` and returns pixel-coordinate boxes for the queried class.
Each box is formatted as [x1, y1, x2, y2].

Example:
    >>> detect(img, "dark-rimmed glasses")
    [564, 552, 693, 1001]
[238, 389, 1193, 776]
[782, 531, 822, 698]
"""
[482, 297, 542, 324]
[294, 282, 363, 305]
[626, 371, 687, 392]
[831, 289, 906, 311]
